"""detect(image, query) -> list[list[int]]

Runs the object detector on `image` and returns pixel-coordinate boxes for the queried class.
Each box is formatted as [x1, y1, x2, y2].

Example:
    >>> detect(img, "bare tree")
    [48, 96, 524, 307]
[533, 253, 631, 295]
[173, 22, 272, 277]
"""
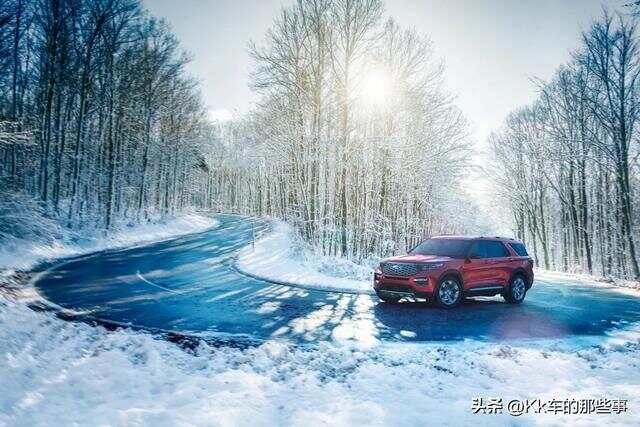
[489, 10, 640, 280]
[579, 13, 640, 278]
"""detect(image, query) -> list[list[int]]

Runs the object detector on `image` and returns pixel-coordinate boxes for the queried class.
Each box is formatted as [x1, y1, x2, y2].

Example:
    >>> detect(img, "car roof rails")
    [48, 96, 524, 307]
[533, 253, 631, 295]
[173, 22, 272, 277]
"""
[477, 236, 516, 240]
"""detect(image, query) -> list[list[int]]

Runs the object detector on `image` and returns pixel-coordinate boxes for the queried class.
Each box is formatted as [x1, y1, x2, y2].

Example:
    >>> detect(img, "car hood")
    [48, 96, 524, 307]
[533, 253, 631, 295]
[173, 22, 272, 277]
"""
[382, 254, 452, 264]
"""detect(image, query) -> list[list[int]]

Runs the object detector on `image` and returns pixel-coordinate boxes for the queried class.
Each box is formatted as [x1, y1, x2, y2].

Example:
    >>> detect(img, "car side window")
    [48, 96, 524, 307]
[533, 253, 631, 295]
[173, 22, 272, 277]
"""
[509, 242, 529, 256]
[485, 241, 510, 258]
[469, 241, 488, 258]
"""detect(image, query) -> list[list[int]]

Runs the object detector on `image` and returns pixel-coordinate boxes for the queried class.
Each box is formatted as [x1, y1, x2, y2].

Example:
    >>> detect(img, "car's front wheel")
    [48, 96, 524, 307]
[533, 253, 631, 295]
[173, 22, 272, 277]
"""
[435, 276, 463, 308]
[503, 275, 527, 304]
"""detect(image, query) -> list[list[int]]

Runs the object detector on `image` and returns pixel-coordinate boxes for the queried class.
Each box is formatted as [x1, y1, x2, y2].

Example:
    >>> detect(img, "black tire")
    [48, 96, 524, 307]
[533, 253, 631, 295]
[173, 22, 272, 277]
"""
[503, 274, 527, 304]
[375, 291, 402, 303]
[435, 276, 463, 308]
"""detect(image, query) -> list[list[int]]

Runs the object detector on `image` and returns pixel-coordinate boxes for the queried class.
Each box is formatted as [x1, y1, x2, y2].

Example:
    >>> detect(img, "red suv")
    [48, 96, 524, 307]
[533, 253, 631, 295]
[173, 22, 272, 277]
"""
[373, 236, 534, 308]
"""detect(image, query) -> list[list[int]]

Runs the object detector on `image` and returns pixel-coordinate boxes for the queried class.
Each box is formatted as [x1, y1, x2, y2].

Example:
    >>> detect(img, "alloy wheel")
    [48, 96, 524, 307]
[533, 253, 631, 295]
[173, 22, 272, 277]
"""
[438, 279, 461, 306]
[512, 277, 526, 301]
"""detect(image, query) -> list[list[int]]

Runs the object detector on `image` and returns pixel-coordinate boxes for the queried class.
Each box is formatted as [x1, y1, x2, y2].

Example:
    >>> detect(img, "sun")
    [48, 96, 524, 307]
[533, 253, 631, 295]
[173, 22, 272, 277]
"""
[361, 68, 393, 108]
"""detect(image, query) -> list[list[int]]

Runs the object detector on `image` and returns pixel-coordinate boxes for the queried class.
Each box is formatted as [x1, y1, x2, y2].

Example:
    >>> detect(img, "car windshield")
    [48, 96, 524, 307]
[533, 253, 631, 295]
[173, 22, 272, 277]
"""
[409, 238, 471, 258]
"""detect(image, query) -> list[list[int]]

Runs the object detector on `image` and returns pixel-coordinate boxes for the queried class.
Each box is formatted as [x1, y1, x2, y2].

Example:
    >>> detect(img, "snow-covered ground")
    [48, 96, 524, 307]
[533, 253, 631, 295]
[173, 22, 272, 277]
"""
[0, 213, 219, 279]
[536, 270, 640, 295]
[2, 216, 640, 425]
[236, 222, 375, 295]
[1, 293, 639, 426]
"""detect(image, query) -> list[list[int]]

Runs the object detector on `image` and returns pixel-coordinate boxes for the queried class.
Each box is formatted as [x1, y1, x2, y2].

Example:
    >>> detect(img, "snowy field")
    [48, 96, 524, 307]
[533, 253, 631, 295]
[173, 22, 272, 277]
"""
[1, 217, 640, 425]
[1, 293, 639, 426]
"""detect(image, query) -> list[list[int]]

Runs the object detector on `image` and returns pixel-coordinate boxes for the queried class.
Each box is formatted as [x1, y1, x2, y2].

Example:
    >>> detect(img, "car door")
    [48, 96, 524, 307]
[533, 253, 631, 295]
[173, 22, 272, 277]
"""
[482, 241, 512, 286]
[462, 240, 491, 289]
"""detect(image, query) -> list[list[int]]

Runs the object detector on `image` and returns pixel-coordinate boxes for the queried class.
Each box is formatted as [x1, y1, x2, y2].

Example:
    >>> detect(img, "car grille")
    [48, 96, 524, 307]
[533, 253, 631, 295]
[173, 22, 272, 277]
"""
[381, 262, 418, 277]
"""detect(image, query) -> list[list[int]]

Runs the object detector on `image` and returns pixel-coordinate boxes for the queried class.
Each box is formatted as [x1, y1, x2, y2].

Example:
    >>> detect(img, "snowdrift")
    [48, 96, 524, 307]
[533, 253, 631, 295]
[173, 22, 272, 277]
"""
[0, 213, 219, 276]
[236, 222, 375, 295]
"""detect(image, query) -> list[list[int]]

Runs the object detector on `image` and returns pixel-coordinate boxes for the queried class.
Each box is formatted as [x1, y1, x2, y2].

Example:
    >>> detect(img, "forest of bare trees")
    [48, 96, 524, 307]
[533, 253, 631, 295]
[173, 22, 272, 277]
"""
[1, 0, 475, 260]
[205, 0, 474, 259]
[3, 0, 637, 278]
[0, 0, 212, 232]
[490, 11, 640, 280]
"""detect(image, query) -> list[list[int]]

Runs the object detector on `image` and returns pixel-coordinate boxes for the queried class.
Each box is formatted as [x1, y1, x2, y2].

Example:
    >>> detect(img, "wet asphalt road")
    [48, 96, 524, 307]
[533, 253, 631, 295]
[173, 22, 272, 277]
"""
[30, 214, 640, 345]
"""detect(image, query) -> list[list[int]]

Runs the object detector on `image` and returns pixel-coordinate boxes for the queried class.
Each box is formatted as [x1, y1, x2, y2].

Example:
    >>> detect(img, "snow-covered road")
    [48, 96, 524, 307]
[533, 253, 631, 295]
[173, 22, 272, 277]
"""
[29, 214, 640, 346]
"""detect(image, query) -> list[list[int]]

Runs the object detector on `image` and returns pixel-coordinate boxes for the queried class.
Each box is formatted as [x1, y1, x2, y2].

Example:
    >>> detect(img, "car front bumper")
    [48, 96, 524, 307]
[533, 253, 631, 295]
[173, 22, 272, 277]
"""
[373, 273, 436, 299]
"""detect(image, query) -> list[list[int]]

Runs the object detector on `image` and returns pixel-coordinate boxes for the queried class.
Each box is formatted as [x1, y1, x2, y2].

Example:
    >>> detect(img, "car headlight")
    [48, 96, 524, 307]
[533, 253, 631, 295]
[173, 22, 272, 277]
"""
[418, 263, 444, 271]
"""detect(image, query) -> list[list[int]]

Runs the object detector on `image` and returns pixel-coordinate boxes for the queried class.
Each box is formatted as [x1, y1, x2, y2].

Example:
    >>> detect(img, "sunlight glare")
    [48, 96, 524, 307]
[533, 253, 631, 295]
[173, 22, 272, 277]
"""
[362, 68, 393, 108]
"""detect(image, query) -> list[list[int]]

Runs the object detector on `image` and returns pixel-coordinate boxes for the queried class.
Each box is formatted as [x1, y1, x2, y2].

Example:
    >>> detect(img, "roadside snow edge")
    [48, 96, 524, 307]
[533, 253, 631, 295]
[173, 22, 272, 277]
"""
[235, 222, 374, 295]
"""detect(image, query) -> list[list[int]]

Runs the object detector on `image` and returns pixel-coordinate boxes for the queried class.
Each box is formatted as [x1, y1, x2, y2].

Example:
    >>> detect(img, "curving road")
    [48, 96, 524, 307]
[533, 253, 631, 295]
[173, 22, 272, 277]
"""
[30, 214, 640, 345]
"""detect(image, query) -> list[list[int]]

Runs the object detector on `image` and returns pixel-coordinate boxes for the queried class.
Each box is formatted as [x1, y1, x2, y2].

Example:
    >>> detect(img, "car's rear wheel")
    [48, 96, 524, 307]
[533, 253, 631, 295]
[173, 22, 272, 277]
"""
[503, 275, 527, 304]
[375, 291, 402, 303]
[435, 276, 463, 308]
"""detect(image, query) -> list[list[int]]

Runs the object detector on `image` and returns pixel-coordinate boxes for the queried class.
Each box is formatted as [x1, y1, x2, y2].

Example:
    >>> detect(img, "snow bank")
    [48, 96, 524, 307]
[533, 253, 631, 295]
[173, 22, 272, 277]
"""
[1, 294, 639, 426]
[0, 213, 219, 276]
[236, 222, 374, 295]
[536, 269, 640, 296]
